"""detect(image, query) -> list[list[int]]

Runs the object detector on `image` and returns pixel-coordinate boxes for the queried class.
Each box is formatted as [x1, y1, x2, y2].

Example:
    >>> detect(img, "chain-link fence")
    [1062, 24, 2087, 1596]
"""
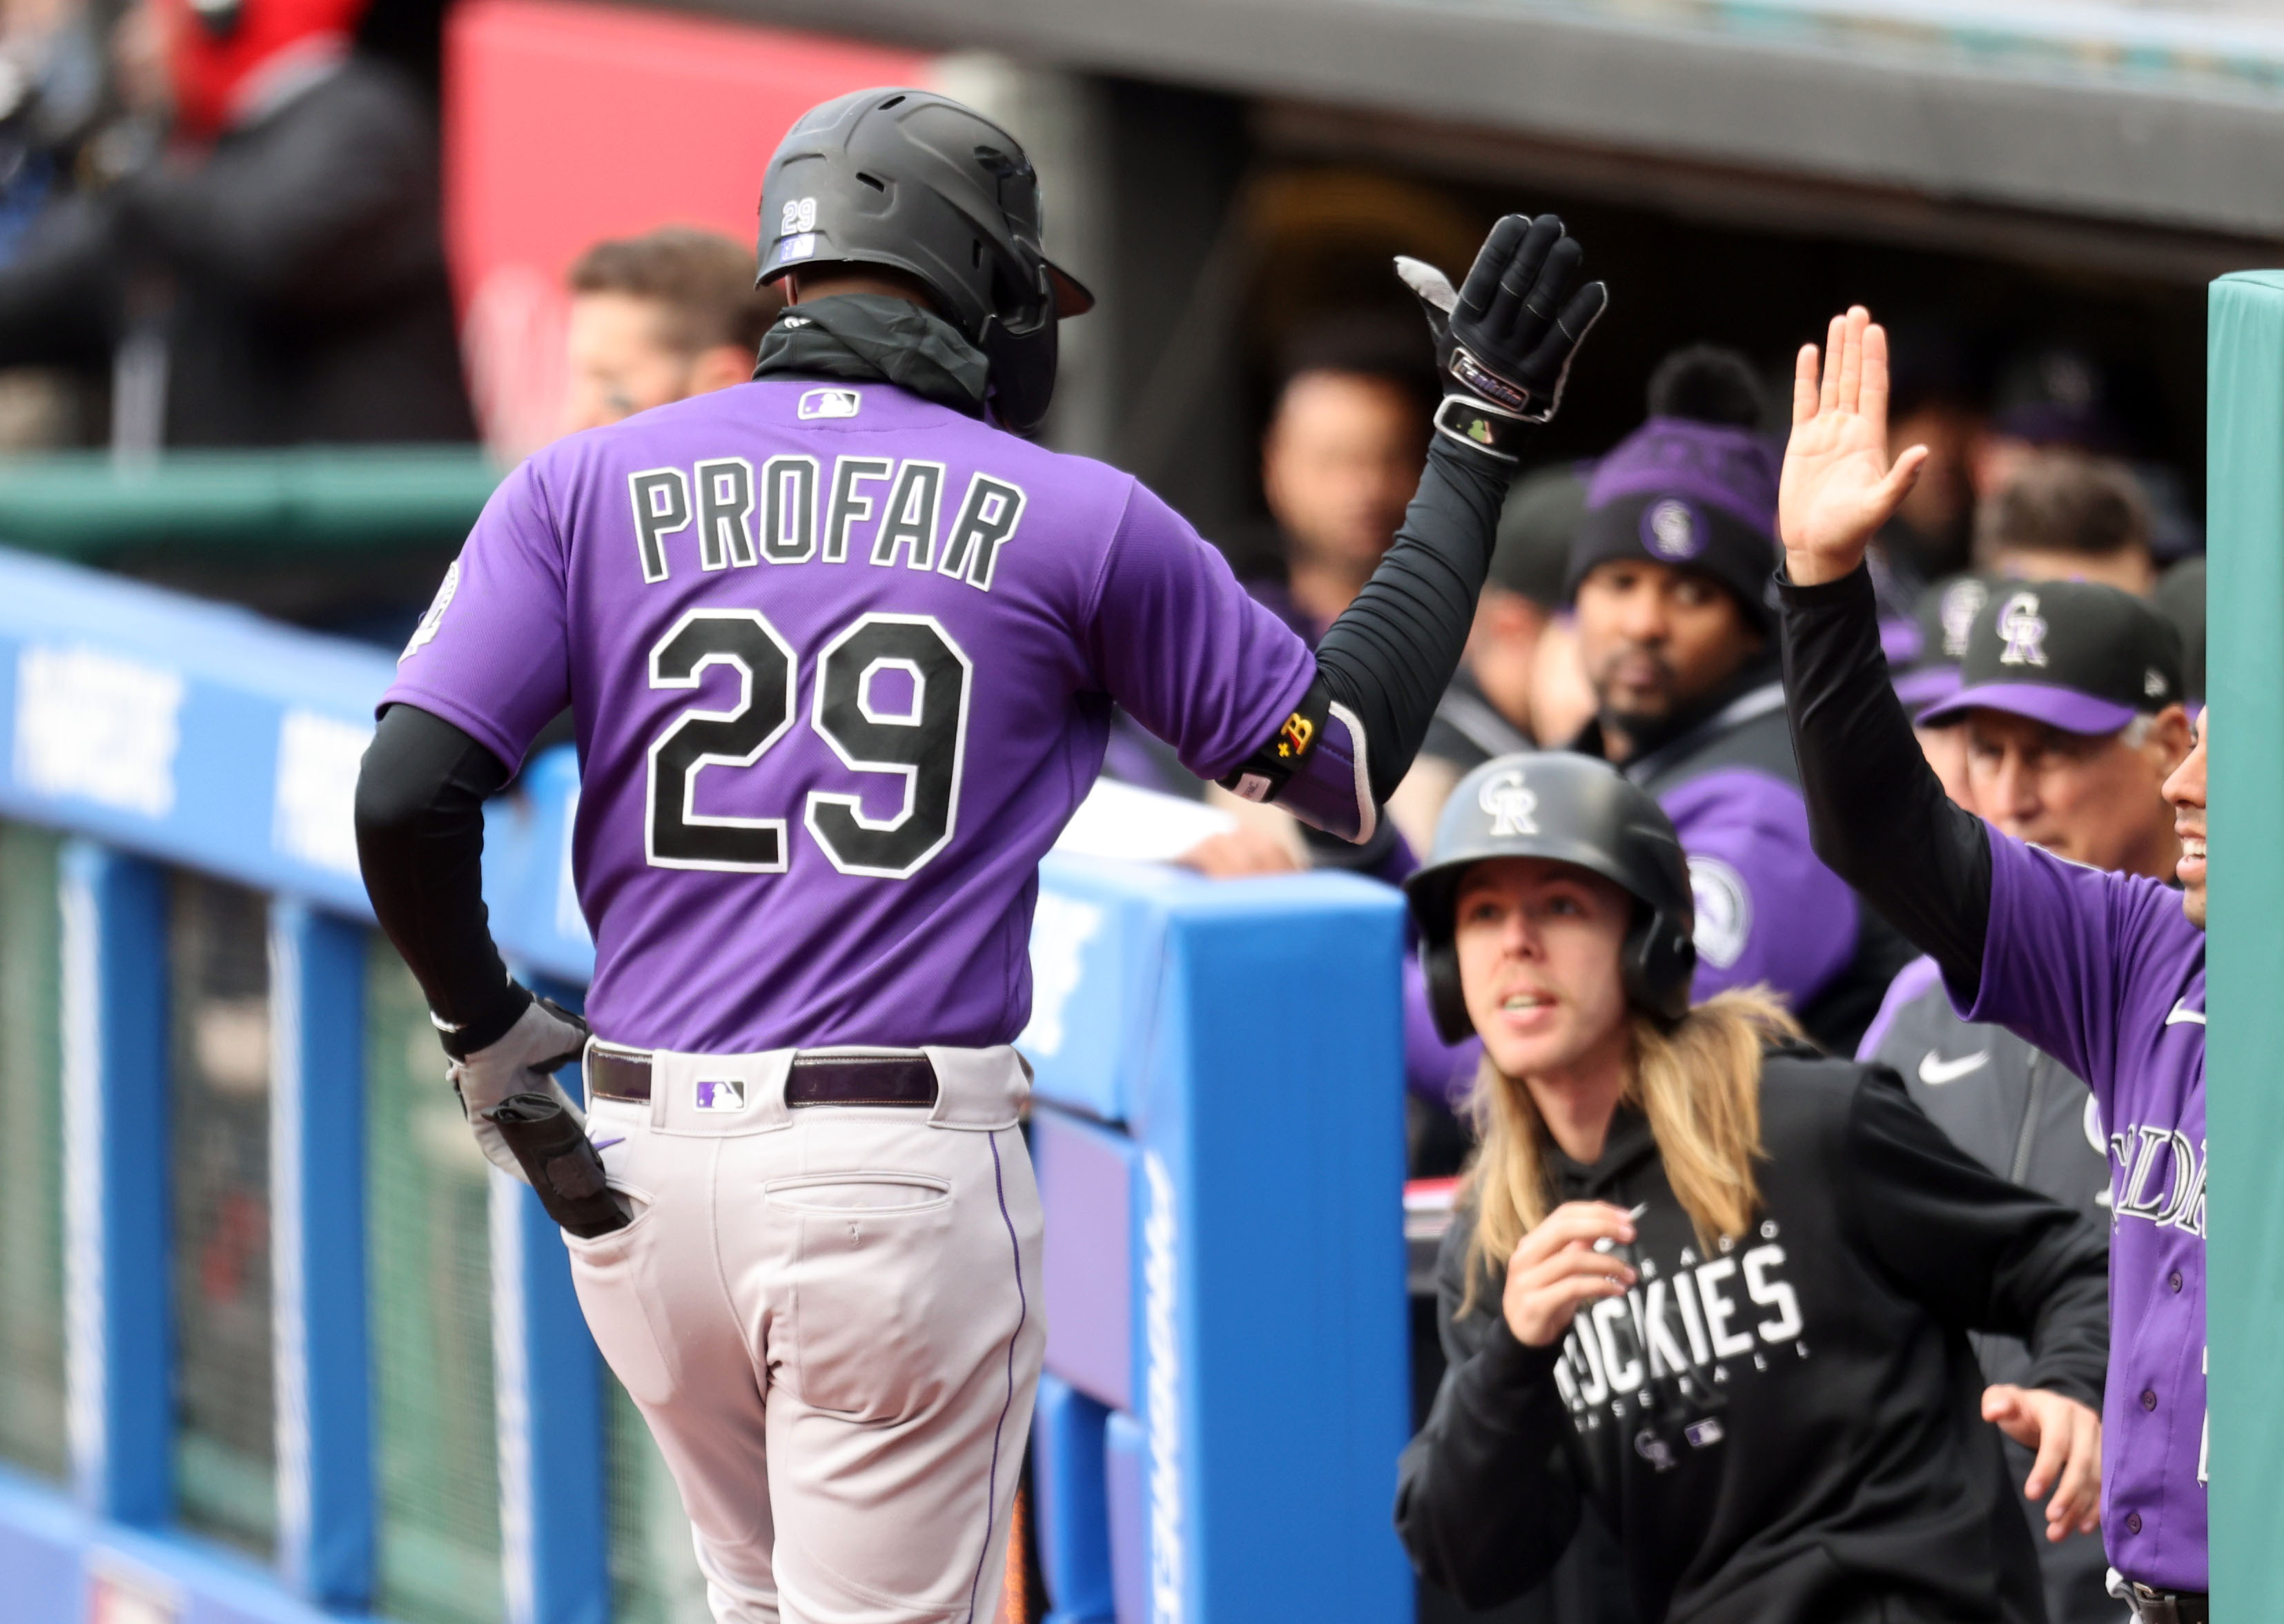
[168, 874, 277, 1554]
[367, 947, 505, 1624]
[608, 1374, 712, 1624]
[0, 823, 65, 1481]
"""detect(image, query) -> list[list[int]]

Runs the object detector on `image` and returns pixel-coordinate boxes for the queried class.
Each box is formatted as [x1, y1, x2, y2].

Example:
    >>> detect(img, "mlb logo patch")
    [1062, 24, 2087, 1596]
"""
[694, 1077, 747, 1113]
[799, 388, 861, 420]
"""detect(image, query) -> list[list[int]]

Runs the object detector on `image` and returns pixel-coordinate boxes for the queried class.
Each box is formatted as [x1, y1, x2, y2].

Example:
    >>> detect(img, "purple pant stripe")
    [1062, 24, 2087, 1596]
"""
[967, 1128, 1028, 1624]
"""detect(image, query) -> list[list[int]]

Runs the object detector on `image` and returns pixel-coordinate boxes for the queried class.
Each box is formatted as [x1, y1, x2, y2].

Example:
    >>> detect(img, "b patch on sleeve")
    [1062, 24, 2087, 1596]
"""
[1216, 678, 1333, 807]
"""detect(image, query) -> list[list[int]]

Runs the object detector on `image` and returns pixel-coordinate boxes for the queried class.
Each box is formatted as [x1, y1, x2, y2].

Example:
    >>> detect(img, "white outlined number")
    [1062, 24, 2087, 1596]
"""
[645, 609, 797, 871]
[806, 614, 972, 877]
[643, 609, 972, 878]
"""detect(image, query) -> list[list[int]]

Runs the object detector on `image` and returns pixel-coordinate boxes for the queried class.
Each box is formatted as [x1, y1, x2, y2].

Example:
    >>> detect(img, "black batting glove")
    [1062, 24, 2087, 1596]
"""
[1397, 213, 1608, 462]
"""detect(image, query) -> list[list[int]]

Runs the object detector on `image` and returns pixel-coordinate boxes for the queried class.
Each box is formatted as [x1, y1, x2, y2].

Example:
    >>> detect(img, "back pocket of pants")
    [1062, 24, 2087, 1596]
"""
[765, 1172, 958, 1420]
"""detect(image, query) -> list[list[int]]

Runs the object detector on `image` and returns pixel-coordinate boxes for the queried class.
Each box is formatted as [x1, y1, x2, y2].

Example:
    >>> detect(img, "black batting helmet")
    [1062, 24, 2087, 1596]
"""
[757, 88, 1094, 436]
[1404, 753, 1697, 1041]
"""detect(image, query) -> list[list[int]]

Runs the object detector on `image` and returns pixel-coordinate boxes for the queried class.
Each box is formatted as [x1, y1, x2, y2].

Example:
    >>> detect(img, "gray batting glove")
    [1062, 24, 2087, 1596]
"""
[447, 995, 590, 1183]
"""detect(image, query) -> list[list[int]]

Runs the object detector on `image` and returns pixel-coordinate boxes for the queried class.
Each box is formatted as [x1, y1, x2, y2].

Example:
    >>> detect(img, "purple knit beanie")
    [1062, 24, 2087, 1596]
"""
[1565, 415, 1784, 634]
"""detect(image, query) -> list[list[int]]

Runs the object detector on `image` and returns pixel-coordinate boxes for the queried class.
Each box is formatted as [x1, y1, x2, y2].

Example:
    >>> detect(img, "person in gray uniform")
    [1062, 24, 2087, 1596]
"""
[1857, 578, 2193, 1623]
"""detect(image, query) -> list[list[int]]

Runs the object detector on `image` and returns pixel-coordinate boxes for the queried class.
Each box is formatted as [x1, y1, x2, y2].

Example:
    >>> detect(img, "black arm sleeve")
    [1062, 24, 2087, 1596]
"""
[1314, 436, 1507, 804]
[1394, 1220, 1586, 1607]
[1839, 1070, 2110, 1407]
[1777, 562, 1991, 996]
[353, 703, 531, 1057]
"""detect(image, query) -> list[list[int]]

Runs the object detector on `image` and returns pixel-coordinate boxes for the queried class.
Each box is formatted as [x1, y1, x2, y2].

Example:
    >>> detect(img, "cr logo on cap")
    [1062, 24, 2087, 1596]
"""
[1643, 498, 1703, 562]
[1479, 768, 1538, 837]
[1998, 591, 2049, 667]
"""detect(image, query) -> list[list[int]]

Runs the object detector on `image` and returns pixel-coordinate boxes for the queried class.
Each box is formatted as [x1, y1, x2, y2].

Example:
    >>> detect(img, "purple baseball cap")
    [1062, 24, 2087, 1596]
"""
[1913, 578, 2184, 736]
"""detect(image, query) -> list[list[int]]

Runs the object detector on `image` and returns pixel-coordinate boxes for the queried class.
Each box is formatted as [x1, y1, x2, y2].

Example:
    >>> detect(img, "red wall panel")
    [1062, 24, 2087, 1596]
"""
[443, 0, 929, 455]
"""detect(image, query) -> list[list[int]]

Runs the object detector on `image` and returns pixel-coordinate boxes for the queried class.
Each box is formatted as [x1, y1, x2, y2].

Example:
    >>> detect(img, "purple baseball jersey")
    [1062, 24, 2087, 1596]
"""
[385, 380, 1314, 1053]
[1950, 832, 2206, 1591]
[1659, 769, 1859, 1008]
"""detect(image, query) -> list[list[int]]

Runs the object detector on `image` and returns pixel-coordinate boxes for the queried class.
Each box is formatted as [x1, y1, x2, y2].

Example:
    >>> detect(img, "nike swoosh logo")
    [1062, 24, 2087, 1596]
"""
[1918, 1050, 1991, 1086]
[2167, 1000, 2206, 1027]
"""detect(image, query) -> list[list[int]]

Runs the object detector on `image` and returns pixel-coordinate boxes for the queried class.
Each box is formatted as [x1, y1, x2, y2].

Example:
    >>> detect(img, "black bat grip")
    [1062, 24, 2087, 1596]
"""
[481, 1092, 631, 1239]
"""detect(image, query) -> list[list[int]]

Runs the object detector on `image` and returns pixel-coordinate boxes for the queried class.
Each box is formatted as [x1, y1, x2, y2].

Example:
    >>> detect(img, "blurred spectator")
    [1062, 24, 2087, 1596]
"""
[1978, 450, 2155, 595]
[1260, 312, 1430, 634]
[1860, 580, 2191, 1624]
[0, 0, 109, 262]
[1564, 344, 1911, 1053]
[1527, 610, 1597, 750]
[2155, 555, 2205, 703]
[1971, 345, 2129, 502]
[1385, 462, 1577, 852]
[0, 0, 474, 448]
[1873, 323, 1979, 605]
[1894, 573, 1993, 808]
[562, 226, 782, 433]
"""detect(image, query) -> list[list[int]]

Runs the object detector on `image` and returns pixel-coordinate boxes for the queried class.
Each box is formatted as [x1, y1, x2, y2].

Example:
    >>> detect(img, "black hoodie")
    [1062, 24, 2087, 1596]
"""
[1395, 1052, 2108, 1623]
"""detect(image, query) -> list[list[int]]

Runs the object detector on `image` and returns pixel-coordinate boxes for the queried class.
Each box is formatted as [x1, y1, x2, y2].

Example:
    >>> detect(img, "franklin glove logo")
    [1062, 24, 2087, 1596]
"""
[1479, 768, 1538, 836]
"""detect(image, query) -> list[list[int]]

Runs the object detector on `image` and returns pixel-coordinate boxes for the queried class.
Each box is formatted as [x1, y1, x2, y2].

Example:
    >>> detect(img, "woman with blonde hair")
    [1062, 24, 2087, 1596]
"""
[1394, 752, 2109, 1624]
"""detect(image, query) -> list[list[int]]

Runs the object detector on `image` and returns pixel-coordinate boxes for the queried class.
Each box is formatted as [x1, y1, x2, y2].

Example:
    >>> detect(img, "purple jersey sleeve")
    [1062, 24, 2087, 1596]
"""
[1955, 832, 2195, 1124]
[1659, 768, 1859, 1008]
[383, 460, 572, 772]
[1403, 955, 1481, 1110]
[1855, 955, 1943, 1063]
[1084, 481, 1316, 783]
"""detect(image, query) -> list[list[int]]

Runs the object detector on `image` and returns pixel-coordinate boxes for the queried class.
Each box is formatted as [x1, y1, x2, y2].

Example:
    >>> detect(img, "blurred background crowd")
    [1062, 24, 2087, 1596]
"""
[0, 0, 2256, 1618]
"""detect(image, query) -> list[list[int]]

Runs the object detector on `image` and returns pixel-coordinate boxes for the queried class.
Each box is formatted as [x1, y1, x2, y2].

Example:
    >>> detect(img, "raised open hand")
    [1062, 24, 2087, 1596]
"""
[1778, 306, 1929, 585]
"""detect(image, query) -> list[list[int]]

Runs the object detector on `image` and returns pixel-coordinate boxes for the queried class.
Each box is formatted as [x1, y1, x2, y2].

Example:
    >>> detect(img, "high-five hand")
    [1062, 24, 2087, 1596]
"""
[1777, 306, 1929, 586]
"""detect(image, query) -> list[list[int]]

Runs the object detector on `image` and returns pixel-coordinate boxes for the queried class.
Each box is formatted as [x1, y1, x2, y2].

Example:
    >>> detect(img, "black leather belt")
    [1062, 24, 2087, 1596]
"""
[584, 1046, 938, 1108]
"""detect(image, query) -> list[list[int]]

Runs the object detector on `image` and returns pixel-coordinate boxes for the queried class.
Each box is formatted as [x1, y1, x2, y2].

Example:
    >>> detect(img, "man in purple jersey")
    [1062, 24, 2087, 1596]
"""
[1777, 307, 2209, 1624]
[353, 86, 1606, 1624]
[1859, 578, 2193, 1624]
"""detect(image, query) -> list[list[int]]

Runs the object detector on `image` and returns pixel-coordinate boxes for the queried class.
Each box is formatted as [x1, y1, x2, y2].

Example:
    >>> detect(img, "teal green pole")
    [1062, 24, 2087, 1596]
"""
[2204, 270, 2284, 1615]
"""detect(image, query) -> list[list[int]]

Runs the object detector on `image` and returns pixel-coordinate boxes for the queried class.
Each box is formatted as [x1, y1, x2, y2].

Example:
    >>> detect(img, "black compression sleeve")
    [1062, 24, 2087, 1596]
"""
[354, 703, 531, 1057]
[1777, 562, 1990, 994]
[1314, 437, 1507, 803]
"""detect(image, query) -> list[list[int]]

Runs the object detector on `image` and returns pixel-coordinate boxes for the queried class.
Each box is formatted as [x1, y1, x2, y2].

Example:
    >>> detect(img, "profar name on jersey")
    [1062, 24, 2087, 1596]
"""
[627, 457, 1029, 593]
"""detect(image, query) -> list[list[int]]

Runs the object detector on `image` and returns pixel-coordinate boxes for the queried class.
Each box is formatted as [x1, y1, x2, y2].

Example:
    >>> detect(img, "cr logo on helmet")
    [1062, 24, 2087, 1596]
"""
[1478, 769, 1538, 837]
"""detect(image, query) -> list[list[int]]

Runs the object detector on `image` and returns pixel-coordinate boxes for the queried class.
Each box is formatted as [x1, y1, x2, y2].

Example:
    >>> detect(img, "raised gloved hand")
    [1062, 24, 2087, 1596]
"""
[1397, 213, 1608, 462]
[447, 992, 590, 1182]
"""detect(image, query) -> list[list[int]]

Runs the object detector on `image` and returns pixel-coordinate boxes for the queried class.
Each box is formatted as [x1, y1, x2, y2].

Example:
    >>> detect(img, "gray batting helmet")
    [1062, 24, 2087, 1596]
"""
[757, 88, 1094, 436]
[1404, 752, 1697, 1040]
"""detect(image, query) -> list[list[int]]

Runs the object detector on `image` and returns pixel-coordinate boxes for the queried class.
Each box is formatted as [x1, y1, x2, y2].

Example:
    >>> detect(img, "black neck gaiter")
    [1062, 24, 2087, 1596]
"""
[750, 293, 988, 417]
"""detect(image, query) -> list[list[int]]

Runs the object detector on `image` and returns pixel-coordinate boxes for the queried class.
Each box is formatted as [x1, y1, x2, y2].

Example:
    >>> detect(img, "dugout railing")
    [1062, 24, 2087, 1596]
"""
[0, 542, 1416, 1624]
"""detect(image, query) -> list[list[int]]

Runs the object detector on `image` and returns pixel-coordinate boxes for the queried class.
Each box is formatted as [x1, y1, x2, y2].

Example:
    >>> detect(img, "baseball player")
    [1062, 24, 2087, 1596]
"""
[1859, 579, 2193, 1624]
[353, 88, 1606, 1624]
[1779, 308, 2209, 1623]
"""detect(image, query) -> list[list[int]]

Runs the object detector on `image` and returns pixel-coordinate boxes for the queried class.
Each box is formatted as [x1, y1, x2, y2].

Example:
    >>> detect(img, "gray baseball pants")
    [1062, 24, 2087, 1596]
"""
[564, 1044, 1045, 1624]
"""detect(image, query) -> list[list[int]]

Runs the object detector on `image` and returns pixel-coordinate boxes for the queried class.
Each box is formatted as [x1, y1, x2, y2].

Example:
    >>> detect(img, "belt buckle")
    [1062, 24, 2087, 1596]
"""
[2128, 1586, 2178, 1624]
